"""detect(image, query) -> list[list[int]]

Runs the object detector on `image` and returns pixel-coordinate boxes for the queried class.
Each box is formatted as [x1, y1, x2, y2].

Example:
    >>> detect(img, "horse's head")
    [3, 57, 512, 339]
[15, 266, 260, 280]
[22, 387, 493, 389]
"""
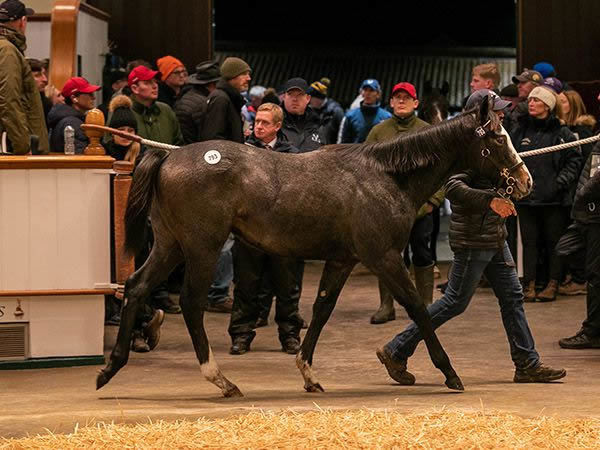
[420, 81, 450, 125]
[469, 97, 533, 200]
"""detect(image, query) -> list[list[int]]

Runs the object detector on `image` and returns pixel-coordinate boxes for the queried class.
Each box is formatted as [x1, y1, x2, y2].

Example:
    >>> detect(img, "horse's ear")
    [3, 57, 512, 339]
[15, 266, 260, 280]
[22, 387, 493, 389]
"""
[441, 81, 449, 96]
[479, 95, 491, 125]
[424, 80, 432, 95]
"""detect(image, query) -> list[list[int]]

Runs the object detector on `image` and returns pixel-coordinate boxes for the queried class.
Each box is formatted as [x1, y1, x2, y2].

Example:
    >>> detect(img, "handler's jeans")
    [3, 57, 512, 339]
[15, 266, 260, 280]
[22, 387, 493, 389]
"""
[385, 242, 540, 370]
[228, 240, 303, 344]
[207, 236, 234, 306]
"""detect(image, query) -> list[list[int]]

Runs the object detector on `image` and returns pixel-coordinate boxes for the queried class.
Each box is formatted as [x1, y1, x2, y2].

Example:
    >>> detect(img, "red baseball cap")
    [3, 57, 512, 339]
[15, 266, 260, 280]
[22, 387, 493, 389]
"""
[391, 82, 417, 100]
[128, 66, 159, 87]
[61, 77, 101, 98]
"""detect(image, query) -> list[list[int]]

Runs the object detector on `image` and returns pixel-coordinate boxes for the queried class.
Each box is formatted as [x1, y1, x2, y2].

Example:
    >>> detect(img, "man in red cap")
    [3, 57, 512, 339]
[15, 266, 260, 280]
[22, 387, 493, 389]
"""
[47, 76, 100, 153]
[0, 0, 49, 154]
[366, 82, 444, 324]
[127, 65, 183, 146]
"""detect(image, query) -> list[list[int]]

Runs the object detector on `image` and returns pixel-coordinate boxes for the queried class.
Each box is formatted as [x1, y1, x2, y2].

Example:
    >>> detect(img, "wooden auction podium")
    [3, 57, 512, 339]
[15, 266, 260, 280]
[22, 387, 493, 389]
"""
[0, 156, 114, 368]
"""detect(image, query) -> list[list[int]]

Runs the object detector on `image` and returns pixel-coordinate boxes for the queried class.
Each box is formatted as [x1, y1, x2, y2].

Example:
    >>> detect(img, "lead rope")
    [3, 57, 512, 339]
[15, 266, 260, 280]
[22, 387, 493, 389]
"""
[519, 133, 600, 158]
[138, 138, 180, 150]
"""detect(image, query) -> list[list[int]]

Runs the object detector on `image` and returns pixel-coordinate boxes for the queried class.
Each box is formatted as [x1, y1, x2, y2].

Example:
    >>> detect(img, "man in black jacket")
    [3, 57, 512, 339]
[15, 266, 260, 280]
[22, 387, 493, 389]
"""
[281, 77, 326, 151]
[228, 103, 304, 355]
[201, 57, 251, 143]
[174, 60, 220, 144]
[376, 91, 566, 385]
[559, 141, 600, 348]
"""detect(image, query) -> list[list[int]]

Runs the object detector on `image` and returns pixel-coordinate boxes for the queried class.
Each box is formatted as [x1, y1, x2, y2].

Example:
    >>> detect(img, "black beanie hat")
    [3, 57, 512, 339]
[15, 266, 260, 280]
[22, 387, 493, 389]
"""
[108, 95, 137, 132]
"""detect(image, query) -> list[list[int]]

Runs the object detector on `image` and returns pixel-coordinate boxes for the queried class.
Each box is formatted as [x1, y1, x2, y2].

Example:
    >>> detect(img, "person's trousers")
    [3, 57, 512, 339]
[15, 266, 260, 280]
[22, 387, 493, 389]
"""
[517, 205, 569, 283]
[555, 223, 586, 284]
[207, 236, 234, 305]
[228, 240, 303, 343]
[403, 213, 434, 268]
[385, 242, 540, 370]
[582, 223, 600, 336]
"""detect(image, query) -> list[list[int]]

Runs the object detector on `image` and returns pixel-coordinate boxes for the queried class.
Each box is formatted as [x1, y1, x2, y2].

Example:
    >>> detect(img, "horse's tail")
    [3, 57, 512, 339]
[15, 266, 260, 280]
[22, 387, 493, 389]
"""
[124, 147, 170, 255]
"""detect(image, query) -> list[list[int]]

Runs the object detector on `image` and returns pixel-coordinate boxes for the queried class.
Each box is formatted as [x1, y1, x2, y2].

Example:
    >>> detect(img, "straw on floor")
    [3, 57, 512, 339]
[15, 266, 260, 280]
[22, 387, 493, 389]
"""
[2, 407, 600, 449]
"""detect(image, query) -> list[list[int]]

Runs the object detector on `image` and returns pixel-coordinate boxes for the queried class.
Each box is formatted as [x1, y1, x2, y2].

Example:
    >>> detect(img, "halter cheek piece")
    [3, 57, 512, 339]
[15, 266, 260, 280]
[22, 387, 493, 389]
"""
[476, 120, 524, 199]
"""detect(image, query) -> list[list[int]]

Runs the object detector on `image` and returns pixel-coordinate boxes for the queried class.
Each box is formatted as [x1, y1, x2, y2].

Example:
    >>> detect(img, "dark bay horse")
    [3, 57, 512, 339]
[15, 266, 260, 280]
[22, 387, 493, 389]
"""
[419, 81, 450, 125]
[97, 98, 532, 397]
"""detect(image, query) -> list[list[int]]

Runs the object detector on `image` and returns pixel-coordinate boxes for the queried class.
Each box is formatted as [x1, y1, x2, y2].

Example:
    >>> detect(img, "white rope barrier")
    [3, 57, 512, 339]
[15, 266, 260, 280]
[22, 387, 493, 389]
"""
[519, 133, 600, 158]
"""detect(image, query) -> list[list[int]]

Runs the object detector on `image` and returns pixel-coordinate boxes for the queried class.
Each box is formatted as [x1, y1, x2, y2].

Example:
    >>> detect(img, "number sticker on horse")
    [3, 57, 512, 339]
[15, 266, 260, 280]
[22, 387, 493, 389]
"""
[204, 150, 222, 165]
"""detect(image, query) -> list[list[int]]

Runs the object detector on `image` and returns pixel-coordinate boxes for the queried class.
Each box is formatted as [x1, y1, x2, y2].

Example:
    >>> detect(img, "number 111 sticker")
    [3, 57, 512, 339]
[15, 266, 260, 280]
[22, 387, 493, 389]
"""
[204, 150, 222, 165]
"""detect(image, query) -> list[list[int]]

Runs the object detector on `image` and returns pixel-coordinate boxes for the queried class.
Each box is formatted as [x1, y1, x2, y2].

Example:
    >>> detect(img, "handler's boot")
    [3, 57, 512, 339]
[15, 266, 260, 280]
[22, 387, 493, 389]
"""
[131, 330, 150, 353]
[523, 280, 536, 302]
[143, 309, 165, 351]
[537, 279, 559, 302]
[376, 347, 416, 385]
[414, 263, 435, 306]
[371, 282, 395, 324]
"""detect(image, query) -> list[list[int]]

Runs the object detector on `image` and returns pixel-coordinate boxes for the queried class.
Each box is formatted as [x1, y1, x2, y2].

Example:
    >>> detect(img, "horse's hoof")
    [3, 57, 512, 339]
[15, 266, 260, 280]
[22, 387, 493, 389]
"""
[223, 386, 244, 398]
[445, 376, 465, 391]
[96, 370, 111, 390]
[304, 382, 325, 393]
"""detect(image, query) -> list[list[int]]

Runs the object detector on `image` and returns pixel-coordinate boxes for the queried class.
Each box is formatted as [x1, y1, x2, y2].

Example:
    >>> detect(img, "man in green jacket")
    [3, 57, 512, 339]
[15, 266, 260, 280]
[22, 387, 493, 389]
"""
[127, 65, 183, 146]
[367, 82, 445, 324]
[0, 0, 48, 154]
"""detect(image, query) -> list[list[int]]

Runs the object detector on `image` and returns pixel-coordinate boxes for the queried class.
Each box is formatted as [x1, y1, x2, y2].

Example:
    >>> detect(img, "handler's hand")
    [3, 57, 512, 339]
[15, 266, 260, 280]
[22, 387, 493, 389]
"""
[490, 197, 517, 218]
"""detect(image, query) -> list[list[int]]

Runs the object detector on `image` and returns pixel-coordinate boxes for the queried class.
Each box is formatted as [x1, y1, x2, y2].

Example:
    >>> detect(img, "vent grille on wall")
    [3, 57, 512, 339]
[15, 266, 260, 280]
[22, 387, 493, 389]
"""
[0, 324, 28, 360]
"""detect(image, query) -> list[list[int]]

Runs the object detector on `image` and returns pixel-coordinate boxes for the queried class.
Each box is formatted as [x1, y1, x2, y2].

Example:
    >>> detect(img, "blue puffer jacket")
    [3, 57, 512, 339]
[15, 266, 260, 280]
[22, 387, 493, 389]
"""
[337, 102, 391, 144]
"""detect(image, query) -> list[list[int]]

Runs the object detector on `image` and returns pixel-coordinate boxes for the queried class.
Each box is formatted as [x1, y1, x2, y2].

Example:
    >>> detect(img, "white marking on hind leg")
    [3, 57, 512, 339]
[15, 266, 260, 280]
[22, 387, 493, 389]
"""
[296, 353, 320, 386]
[201, 346, 240, 396]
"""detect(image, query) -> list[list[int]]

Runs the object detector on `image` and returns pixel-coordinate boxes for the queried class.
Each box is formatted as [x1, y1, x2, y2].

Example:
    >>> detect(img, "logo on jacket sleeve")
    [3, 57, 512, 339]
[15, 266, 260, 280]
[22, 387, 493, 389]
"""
[311, 133, 321, 143]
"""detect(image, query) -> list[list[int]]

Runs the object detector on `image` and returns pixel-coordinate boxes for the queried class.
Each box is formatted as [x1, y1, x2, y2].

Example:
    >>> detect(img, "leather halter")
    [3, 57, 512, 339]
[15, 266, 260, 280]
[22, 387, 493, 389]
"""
[476, 121, 524, 199]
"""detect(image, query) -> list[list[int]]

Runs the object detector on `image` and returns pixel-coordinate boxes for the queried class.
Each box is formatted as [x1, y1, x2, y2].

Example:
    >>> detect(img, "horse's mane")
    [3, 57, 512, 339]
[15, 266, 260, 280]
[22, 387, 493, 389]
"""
[330, 112, 478, 174]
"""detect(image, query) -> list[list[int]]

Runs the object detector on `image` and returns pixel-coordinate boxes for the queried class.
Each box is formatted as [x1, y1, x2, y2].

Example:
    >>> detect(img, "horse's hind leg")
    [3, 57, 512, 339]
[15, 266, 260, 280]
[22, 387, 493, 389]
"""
[374, 253, 463, 391]
[180, 251, 242, 398]
[97, 231, 182, 390]
[296, 260, 355, 393]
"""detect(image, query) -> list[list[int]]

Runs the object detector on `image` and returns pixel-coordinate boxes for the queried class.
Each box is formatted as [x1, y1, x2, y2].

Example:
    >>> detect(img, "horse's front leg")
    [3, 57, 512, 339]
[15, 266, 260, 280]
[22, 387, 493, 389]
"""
[375, 252, 463, 391]
[296, 260, 355, 393]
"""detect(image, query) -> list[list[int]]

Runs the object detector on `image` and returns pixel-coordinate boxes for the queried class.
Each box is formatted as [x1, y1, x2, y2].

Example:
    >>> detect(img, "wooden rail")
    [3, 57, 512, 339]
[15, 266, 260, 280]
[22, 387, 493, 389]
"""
[0, 155, 114, 169]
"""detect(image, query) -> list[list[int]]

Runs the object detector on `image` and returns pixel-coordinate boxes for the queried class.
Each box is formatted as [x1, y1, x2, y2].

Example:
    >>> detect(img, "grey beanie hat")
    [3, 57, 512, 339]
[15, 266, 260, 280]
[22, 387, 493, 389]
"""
[220, 57, 251, 80]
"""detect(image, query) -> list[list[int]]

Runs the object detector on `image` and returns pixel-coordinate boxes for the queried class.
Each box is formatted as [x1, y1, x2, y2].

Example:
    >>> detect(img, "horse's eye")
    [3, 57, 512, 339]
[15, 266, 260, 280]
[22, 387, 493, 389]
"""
[495, 136, 506, 146]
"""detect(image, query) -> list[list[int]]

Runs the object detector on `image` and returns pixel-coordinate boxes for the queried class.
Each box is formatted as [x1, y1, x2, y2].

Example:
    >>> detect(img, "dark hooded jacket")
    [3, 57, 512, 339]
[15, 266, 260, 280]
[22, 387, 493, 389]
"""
[572, 141, 600, 225]
[201, 79, 245, 143]
[47, 103, 88, 154]
[174, 84, 211, 144]
[281, 106, 325, 152]
[445, 171, 507, 250]
[313, 98, 344, 145]
[510, 113, 582, 206]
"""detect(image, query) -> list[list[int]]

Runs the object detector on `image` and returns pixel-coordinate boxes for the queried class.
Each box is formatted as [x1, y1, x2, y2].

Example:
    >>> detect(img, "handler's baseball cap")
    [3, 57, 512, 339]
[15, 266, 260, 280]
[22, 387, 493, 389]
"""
[61, 77, 101, 98]
[0, 0, 34, 22]
[283, 77, 309, 93]
[391, 82, 418, 100]
[465, 89, 512, 111]
[128, 65, 159, 87]
[512, 69, 543, 85]
[360, 79, 381, 91]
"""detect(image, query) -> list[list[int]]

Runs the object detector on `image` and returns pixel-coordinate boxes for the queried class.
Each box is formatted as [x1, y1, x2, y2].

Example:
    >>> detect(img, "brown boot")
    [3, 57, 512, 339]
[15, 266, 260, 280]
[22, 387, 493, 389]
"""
[537, 280, 559, 302]
[143, 309, 165, 350]
[371, 281, 395, 324]
[131, 330, 150, 353]
[558, 280, 587, 296]
[414, 263, 434, 306]
[523, 280, 536, 302]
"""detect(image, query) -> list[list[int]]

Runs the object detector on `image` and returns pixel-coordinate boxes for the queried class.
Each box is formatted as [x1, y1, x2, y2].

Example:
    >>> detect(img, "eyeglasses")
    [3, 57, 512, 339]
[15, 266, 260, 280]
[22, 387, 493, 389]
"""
[172, 69, 188, 77]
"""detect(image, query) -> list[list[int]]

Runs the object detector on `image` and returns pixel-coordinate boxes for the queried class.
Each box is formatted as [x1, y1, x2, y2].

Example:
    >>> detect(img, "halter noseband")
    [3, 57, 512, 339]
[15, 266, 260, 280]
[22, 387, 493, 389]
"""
[476, 121, 523, 199]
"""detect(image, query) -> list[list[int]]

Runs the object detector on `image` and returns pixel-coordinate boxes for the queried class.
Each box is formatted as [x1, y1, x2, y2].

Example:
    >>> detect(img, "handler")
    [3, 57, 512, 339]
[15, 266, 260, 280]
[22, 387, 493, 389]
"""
[376, 90, 567, 384]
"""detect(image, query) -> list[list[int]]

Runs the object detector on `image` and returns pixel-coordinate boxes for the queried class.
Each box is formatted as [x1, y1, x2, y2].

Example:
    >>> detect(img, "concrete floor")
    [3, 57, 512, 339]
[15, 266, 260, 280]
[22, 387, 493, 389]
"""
[1, 262, 599, 439]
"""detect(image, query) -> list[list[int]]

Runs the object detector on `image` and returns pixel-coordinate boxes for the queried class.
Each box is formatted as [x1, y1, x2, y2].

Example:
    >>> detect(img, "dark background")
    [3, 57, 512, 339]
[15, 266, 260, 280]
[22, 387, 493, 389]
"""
[213, 1, 517, 48]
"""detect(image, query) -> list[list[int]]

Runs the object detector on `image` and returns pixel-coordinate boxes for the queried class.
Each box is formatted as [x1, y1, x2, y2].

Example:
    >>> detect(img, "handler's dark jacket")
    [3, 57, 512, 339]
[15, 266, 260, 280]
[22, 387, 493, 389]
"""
[174, 84, 210, 144]
[201, 79, 245, 143]
[157, 82, 178, 108]
[511, 113, 581, 206]
[572, 141, 600, 225]
[445, 171, 506, 250]
[313, 98, 344, 146]
[245, 131, 296, 153]
[281, 106, 325, 152]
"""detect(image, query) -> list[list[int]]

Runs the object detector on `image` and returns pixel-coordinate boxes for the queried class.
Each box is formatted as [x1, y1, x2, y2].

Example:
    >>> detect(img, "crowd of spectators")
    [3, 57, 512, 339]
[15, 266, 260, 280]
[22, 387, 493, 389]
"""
[2, 0, 600, 354]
